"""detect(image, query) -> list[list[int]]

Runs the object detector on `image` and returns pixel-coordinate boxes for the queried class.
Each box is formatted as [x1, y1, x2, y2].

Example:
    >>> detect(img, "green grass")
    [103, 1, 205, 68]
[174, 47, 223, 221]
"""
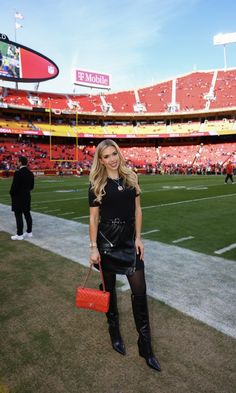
[1, 174, 236, 260]
[0, 231, 235, 393]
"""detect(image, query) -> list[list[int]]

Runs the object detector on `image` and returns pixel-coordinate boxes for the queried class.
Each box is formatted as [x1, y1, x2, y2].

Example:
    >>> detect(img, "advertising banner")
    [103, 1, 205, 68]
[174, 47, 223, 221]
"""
[74, 68, 111, 89]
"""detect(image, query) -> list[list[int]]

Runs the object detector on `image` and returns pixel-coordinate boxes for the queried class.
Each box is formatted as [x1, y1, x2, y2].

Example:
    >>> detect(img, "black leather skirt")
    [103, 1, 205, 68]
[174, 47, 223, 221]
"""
[96, 218, 142, 275]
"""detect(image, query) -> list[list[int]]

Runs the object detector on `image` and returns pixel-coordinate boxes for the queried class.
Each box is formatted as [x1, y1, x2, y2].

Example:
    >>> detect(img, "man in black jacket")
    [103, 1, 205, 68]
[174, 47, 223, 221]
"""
[10, 156, 34, 240]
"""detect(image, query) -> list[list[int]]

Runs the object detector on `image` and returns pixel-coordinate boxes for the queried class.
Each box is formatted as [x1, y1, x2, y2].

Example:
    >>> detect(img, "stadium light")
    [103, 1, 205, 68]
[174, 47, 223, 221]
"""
[213, 32, 236, 70]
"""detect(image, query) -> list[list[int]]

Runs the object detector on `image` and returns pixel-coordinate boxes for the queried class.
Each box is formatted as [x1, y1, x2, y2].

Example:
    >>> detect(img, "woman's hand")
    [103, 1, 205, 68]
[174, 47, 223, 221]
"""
[135, 237, 144, 260]
[89, 247, 101, 265]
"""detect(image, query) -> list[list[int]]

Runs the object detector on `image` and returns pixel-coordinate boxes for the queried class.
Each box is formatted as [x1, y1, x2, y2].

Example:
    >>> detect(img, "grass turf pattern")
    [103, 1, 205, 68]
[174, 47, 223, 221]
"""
[0, 231, 235, 393]
[1, 174, 235, 260]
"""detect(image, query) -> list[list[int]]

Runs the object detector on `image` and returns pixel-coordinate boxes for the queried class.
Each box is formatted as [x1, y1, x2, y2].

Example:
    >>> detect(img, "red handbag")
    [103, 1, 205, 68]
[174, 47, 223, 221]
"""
[76, 261, 110, 313]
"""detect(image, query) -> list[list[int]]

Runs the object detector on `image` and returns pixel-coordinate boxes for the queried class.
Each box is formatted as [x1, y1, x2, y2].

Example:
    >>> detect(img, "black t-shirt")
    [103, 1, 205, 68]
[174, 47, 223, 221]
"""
[89, 177, 139, 220]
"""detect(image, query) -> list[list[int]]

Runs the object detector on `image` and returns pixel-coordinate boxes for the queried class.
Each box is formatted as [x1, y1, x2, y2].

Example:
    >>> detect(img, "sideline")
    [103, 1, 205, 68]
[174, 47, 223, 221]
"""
[0, 203, 236, 339]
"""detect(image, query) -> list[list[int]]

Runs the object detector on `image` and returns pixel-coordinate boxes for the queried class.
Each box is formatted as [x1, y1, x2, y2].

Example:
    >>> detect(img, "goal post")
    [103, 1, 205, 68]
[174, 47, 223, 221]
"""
[49, 134, 79, 162]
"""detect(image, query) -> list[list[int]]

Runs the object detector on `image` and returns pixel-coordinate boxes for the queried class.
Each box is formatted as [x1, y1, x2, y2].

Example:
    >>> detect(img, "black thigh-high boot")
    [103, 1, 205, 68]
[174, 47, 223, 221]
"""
[131, 294, 161, 371]
[100, 284, 126, 355]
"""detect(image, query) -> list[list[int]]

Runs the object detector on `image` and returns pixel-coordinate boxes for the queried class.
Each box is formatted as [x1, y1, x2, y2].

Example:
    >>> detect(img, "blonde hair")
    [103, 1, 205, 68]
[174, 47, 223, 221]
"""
[89, 139, 141, 203]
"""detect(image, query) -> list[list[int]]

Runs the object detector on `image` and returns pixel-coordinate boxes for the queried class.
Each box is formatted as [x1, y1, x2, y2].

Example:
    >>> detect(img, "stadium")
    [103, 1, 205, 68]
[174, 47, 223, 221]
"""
[0, 68, 236, 176]
[0, 18, 236, 393]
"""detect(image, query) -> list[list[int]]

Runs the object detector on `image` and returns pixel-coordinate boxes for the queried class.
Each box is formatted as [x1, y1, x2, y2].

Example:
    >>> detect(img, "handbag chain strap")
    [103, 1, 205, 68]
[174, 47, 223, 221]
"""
[82, 260, 106, 292]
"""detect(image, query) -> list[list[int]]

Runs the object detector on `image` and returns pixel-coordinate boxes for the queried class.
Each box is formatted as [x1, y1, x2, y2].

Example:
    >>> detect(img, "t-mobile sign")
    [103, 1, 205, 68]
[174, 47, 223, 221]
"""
[74, 69, 111, 89]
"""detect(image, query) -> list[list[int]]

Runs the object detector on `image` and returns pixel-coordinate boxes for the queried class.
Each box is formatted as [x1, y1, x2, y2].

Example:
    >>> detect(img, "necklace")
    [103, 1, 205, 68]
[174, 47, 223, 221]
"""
[109, 177, 124, 191]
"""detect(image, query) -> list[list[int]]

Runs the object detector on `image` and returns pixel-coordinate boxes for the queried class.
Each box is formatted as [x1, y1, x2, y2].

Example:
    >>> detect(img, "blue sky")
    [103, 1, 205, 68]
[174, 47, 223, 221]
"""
[1, 0, 236, 94]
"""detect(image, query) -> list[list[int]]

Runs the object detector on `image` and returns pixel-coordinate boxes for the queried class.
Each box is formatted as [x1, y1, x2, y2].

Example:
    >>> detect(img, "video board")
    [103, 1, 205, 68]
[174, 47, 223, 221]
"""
[0, 33, 59, 82]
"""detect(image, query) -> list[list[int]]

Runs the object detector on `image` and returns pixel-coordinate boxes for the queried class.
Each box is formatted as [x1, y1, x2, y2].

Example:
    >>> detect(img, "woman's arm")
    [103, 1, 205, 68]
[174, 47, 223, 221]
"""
[89, 206, 101, 264]
[135, 195, 144, 260]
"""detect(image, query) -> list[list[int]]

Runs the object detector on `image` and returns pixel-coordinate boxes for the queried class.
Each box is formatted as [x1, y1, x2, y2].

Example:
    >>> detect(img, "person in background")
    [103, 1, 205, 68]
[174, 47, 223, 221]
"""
[88, 139, 161, 372]
[10, 156, 34, 240]
[224, 160, 234, 184]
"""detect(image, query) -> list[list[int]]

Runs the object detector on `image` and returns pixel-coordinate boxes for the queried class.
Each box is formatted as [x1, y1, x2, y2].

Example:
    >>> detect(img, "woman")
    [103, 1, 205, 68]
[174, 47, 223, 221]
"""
[89, 139, 161, 372]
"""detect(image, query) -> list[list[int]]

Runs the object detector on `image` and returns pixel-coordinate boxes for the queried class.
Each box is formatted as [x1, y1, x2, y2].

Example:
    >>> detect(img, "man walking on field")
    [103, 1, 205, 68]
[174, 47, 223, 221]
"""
[224, 160, 234, 184]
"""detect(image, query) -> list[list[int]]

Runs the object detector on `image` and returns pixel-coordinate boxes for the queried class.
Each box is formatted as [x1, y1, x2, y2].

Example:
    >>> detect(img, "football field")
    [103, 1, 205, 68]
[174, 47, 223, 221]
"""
[1, 174, 236, 260]
[1, 174, 236, 393]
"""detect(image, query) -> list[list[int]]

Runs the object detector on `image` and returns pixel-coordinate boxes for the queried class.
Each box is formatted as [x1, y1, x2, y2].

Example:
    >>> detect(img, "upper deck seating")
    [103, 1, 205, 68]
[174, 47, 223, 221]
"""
[104, 91, 136, 113]
[176, 72, 213, 111]
[69, 95, 103, 112]
[137, 81, 172, 113]
[211, 69, 236, 109]
[1, 68, 236, 115]
[2, 88, 31, 107]
[37, 92, 69, 110]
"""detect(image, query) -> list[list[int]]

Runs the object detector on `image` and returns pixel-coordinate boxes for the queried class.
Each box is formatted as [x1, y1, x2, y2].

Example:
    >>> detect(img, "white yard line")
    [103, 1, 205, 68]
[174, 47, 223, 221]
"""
[141, 229, 160, 235]
[31, 196, 87, 205]
[173, 236, 194, 243]
[142, 193, 236, 210]
[43, 209, 61, 213]
[58, 212, 76, 216]
[73, 215, 89, 219]
[215, 243, 236, 255]
[142, 181, 229, 190]
[29, 190, 236, 210]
